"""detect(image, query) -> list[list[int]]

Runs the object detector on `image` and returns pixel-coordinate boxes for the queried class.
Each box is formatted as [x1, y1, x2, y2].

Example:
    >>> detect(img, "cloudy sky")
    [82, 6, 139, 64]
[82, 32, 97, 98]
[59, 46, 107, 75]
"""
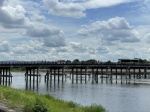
[0, 0, 150, 61]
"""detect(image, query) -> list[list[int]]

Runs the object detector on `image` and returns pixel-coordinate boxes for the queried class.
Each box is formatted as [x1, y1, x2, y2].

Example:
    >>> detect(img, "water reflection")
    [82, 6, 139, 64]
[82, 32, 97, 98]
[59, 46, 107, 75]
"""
[25, 80, 39, 91]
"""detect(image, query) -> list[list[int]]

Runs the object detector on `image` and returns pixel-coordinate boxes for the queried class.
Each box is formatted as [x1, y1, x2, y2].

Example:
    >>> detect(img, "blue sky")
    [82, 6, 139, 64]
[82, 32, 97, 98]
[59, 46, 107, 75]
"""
[0, 0, 150, 61]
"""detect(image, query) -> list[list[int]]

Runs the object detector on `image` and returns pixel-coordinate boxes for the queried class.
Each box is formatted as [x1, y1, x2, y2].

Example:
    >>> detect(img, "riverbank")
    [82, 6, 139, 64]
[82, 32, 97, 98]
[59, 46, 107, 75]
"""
[0, 85, 106, 112]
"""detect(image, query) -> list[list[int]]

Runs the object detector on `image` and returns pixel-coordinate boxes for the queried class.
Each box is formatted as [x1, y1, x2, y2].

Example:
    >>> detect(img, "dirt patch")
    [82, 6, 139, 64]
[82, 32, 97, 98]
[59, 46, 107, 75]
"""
[0, 106, 15, 112]
[0, 100, 23, 112]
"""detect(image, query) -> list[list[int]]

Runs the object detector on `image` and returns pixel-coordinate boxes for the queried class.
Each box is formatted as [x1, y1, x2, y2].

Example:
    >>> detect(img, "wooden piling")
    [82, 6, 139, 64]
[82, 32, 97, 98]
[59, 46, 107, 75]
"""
[100, 68, 103, 83]
[110, 68, 112, 83]
[116, 68, 117, 84]
[72, 68, 74, 84]
[85, 68, 87, 83]
[92, 68, 94, 84]
[80, 68, 82, 84]
[0, 67, 12, 86]
[25, 67, 39, 90]
[50, 69, 52, 85]
[54, 69, 56, 84]
[62, 68, 64, 83]
[76, 68, 78, 84]
[58, 68, 60, 84]
[121, 68, 122, 84]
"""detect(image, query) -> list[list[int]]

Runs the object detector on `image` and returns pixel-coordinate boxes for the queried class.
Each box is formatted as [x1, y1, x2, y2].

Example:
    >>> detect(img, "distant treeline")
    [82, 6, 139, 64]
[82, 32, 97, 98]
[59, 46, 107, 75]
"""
[1, 58, 149, 65]
[57, 58, 149, 64]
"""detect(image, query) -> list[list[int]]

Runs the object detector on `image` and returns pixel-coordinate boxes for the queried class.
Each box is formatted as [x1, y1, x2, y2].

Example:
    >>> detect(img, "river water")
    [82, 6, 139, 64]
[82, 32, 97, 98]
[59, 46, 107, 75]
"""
[8, 72, 150, 112]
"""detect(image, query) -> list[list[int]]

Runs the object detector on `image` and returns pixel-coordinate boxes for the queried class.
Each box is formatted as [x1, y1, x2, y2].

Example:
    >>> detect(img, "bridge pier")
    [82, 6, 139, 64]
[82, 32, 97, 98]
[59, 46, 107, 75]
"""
[144, 68, 147, 79]
[91, 68, 98, 84]
[121, 68, 122, 84]
[0, 67, 12, 86]
[101, 68, 104, 83]
[70, 67, 89, 84]
[76, 68, 78, 83]
[25, 67, 40, 90]
[128, 67, 131, 84]
[110, 68, 113, 84]
[45, 67, 65, 85]
[71, 68, 74, 84]
[115, 68, 117, 84]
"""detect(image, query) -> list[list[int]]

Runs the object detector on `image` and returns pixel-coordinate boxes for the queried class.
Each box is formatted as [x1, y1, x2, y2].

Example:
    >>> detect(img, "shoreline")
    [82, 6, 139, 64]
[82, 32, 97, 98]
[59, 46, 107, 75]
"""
[0, 85, 106, 112]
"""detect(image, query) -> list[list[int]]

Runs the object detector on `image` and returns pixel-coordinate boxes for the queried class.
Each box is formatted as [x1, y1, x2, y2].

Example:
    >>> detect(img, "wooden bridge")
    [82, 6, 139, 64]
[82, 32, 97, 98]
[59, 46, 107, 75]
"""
[1, 61, 150, 86]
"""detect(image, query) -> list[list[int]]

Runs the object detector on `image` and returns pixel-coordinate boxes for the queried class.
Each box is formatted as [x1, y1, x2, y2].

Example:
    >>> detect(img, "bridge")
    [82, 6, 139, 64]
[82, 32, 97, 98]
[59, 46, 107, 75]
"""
[1, 61, 150, 86]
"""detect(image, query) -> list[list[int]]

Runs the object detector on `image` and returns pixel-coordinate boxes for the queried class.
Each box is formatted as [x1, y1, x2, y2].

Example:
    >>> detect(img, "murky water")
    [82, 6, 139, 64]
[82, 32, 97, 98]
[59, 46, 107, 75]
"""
[7, 72, 150, 112]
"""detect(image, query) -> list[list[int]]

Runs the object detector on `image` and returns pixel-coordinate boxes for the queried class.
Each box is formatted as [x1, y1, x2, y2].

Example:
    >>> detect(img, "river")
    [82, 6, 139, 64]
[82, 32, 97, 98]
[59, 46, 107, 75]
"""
[8, 72, 150, 112]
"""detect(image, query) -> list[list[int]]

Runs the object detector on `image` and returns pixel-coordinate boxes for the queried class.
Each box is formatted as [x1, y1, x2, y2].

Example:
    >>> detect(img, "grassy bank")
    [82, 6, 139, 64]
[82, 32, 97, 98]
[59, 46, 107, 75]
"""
[0, 86, 106, 112]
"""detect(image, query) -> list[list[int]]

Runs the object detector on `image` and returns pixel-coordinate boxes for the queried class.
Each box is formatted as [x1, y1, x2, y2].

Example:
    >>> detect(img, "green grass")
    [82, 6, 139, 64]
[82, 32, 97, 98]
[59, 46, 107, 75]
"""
[0, 85, 106, 112]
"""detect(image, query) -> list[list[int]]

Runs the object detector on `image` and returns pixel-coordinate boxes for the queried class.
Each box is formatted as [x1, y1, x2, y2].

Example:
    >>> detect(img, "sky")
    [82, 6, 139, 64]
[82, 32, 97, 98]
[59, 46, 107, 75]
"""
[0, 0, 150, 61]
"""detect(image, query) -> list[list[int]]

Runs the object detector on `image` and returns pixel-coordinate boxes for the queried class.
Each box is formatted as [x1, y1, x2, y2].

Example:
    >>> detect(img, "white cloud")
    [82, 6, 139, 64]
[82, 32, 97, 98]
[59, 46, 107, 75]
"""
[136, 25, 150, 42]
[31, 15, 46, 22]
[55, 47, 69, 52]
[87, 47, 96, 54]
[26, 24, 59, 37]
[80, 0, 133, 9]
[44, 0, 85, 18]
[26, 23, 66, 47]
[11, 40, 49, 56]
[96, 46, 109, 54]
[0, 41, 11, 52]
[78, 17, 140, 44]
[0, 1, 67, 48]
[0, 4, 28, 28]
[70, 42, 87, 53]
[0, 0, 150, 61]
[44, 0, 134, 18]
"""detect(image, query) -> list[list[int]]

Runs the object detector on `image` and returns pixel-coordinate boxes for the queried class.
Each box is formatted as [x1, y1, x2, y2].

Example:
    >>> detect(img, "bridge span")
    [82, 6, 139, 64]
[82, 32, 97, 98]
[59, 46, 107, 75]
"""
[1, 61, 150, 86]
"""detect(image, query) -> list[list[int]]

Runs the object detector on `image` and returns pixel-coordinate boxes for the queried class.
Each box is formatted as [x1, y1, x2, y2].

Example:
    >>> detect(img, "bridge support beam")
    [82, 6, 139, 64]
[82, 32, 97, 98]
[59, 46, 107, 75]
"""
[0, 67, 12, 86]
[45, 67, 65, 86]
[25, 67, 40, 90]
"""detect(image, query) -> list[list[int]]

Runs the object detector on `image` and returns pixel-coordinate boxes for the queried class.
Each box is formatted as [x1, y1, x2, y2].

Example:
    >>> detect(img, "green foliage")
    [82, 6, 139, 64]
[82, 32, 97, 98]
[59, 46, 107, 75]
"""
[68, 101, 80, 108]
[73, 59, 80, 63]
[33, 97, 49, 112]
[44, 94, 54, 100]
[24, 103, 34, 112]
[139, 58, 148, 63]
[83, 104, 106, 112]
[86, 59, 97, 64]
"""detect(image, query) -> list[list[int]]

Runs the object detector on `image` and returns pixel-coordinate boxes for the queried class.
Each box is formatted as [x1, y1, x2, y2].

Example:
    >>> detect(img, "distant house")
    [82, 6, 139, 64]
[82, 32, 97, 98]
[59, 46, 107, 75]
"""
[118, 59, 139, 63]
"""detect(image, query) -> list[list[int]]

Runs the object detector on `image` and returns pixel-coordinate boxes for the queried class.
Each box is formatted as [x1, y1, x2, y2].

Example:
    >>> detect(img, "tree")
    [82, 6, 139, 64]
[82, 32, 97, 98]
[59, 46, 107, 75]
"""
[86, 59, 97, 64]
[73, 59, 80, 64]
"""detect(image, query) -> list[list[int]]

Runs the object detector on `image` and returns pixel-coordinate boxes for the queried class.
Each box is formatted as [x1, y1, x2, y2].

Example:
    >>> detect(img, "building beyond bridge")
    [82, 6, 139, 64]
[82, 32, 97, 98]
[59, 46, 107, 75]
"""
[118, 59, 139, 63]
